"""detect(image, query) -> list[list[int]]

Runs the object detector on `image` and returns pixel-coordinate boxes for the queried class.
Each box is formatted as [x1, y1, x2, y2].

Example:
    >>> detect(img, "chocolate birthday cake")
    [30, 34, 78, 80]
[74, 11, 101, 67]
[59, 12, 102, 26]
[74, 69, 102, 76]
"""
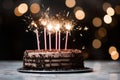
[23, 49, 84, 70]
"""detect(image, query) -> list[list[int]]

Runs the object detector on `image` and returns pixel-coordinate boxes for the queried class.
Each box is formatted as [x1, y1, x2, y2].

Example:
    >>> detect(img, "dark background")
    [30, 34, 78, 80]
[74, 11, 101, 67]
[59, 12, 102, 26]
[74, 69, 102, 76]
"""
[0, 0, 120, 60]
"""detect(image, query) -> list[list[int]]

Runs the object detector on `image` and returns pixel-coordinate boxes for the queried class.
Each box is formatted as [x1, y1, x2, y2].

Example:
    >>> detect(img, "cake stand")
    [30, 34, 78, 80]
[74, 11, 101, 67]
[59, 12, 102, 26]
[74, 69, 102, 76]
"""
[17, 67, 93, 74]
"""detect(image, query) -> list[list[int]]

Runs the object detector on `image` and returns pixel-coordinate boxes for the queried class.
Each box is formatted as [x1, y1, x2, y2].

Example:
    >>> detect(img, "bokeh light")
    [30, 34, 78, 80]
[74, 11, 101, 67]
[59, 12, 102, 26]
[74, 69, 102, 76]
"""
[111, 51, 119, 60]
[97, 27, 107, 38]
[106, 7, 115, 16]
[73, 6, 82, 13]
[75, 10, 85, 20]
[30, 3, 40, 14]
[103, 15, 112, 24]
[115, 5, 120, 15]
[65, 0, 76, 8]
[92, 17, 102, 27]
[109, 46, 117, 54]
[109, 46, 119, 60]
[18, 3, 28, 14]
[14, 7, 23, 17]
[92, 39, 102, 49]
[102, 2, 111, 12]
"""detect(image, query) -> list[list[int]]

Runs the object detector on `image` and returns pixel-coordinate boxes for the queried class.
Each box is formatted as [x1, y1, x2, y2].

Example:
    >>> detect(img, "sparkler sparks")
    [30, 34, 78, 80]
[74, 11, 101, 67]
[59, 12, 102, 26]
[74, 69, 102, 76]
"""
[23, 12, 87, 50]
[14, 0, 90, 52]
[31, 21, 37, 28]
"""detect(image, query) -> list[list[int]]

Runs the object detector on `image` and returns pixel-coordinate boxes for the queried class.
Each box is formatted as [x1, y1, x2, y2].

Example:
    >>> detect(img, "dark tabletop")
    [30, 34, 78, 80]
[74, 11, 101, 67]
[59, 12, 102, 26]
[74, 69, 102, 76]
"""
[0, 61, 120, 80]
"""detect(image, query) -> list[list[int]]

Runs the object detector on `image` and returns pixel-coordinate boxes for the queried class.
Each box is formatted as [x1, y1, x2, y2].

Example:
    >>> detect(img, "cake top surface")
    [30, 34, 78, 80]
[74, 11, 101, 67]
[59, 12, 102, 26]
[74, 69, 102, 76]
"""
[25, 49, 82, 55]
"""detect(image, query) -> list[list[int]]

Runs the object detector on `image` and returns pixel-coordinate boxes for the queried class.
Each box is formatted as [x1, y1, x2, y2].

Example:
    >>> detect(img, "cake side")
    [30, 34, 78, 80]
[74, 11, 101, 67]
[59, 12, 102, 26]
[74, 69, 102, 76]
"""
[23, 49, 84, 70]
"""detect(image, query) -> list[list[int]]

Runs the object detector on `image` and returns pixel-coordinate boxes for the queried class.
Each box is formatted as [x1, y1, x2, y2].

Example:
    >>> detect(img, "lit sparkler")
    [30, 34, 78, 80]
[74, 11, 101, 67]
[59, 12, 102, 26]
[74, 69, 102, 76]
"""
[31, 21, 40, 50]
[47, 23, 53, 51]
[26, 11, 77, 51]
[58, 30, 61, 51]
[54, 22, 61, 50]
[64, 21, 73, 50]
[39, 18, 48, 50]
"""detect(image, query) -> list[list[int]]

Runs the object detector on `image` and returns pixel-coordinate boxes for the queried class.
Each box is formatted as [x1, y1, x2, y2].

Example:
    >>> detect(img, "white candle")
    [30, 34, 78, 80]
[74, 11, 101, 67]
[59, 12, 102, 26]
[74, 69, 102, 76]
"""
[47, 23, 53, 51]
[55, 23, 61, 51]
[49, 32, 51, 51]
[35, 29, 40, 50]
[55, 31, 58, 50]
[64, 22, 73, 50]
[58, 30, 61, 51]
[44, 28, 47, 50]
[65, 31, 69, 50]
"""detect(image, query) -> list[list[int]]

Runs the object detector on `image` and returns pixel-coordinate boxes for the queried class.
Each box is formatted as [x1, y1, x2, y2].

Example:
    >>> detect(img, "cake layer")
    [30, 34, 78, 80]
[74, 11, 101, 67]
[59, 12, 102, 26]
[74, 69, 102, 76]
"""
[23, 49, 84, 70]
